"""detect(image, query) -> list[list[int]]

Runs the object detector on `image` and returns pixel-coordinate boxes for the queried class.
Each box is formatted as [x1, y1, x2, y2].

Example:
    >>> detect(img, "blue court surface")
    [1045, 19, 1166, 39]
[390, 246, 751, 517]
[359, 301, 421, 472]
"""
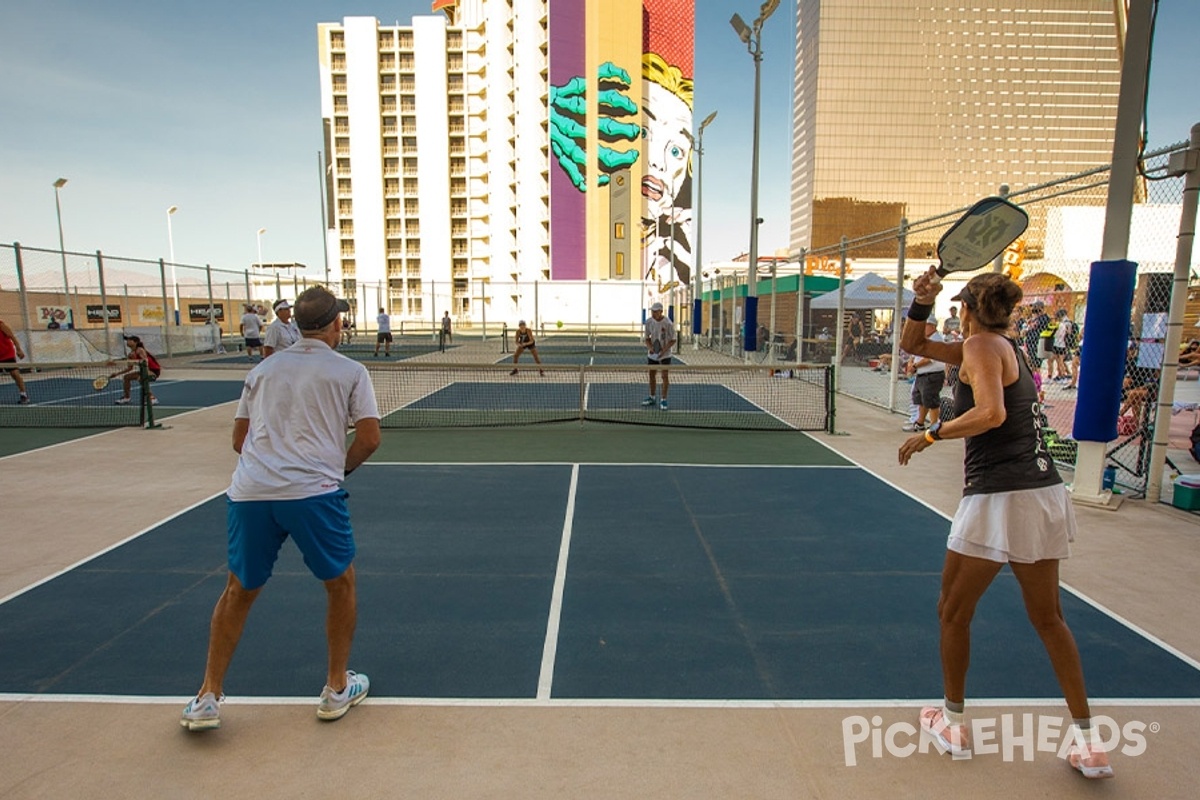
[404, 381, 757, 413]
[0, 378, 245, 432]
[2, 462, 1198, 703]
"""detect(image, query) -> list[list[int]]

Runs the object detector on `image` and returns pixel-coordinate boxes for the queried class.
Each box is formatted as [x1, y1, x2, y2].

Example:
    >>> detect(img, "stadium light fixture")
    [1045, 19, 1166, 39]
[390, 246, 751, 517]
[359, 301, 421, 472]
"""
[729, 4, 776, 354]
[692, 110, 718, 348]
[53, 177, 72, 326]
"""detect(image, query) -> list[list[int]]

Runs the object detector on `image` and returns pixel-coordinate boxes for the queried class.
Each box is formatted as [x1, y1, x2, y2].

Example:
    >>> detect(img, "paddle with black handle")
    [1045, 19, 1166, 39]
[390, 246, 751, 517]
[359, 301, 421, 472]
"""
[931, 196, 1029, 283]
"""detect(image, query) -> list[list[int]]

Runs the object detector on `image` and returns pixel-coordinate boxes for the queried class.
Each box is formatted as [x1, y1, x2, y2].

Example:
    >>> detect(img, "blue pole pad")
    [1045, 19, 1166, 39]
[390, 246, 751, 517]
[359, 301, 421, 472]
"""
[743, 295, 759, 351]
[1072, 259, 1137, 442]
[692, 298, 702, 334]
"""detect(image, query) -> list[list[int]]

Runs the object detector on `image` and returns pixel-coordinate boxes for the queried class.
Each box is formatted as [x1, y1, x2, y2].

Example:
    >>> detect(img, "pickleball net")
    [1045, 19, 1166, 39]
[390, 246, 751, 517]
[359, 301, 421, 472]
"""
[366, 362, 834, 431]
[0, 361, 153, 428]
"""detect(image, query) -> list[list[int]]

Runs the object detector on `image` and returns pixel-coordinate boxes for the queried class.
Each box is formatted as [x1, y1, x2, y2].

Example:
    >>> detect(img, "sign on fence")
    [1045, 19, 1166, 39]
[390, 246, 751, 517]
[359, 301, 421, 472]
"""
[189, 303, 224, 322]
[86, 304, 121, 323]
[36, 306, 71, 325]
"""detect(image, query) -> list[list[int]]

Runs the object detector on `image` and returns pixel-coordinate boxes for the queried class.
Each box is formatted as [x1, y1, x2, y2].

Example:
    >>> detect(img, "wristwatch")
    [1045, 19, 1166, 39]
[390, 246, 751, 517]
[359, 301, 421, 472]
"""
[928, 421, 944, 440]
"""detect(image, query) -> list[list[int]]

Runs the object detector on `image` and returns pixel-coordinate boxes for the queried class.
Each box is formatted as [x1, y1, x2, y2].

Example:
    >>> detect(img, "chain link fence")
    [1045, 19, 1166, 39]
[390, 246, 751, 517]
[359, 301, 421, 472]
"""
[697, 138, 1200, 498]
[0, 245, 332, 360]
[4, 140, 1197, 497]
[329, 277, 652, 340]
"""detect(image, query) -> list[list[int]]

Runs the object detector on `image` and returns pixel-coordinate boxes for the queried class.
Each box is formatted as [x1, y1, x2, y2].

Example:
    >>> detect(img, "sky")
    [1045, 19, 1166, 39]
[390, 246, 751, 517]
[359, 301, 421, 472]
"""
[1, 1, 1197, 282]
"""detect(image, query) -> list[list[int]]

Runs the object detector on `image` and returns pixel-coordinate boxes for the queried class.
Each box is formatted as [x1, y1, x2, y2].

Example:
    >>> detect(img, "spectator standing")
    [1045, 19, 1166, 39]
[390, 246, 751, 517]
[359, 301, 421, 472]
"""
[901, 316, 944, 431]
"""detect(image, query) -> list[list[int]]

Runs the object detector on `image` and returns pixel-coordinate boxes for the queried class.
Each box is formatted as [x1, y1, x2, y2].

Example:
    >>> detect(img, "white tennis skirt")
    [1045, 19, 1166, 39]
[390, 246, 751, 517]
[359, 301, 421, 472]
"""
[947, 483, 1076, 564]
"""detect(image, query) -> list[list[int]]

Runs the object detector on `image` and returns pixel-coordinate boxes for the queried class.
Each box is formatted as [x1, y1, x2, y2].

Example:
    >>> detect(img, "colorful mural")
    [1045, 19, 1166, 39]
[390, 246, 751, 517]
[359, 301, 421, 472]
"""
[641, 0, 694, 309]
[548, 0, 694, 295]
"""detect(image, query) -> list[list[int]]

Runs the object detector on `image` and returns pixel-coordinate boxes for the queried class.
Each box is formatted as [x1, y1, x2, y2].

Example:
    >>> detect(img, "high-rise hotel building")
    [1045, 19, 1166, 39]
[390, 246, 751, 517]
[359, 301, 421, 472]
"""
[317, 1, 697, 327]
[317, 5, 551, 324]
[789, 0, 1124, 258]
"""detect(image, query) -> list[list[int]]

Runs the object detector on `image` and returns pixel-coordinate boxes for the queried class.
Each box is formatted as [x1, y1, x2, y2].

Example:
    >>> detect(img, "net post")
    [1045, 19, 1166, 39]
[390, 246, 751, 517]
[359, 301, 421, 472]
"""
[825, 364, 837, 433]
[141, 360, 162, 429]
[795, 253, 806, 365]
[578, 365, 586, 425]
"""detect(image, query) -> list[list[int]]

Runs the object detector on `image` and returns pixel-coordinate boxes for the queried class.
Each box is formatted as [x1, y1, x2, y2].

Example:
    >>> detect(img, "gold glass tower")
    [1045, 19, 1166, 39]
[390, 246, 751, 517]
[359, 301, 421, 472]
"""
[790, 0, 1123, 257]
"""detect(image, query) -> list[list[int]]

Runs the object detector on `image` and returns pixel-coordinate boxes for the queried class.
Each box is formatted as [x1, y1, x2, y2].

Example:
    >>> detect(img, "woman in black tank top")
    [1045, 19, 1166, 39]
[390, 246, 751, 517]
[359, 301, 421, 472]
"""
[895, 269, 1112, 778]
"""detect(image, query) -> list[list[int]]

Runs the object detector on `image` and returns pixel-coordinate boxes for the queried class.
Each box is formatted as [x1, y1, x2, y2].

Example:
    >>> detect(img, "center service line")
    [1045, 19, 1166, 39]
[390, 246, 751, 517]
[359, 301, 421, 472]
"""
[537, 462, 580, 700]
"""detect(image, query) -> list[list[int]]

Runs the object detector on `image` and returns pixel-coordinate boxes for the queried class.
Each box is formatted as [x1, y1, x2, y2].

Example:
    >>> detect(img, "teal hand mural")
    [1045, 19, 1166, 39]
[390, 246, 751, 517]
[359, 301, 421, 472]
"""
[549, 61, 641, 191]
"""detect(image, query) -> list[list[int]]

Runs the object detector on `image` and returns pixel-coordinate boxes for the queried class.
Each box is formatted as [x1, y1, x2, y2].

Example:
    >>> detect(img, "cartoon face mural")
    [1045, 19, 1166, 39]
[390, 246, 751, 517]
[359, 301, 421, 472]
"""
[641, 51, 694, 300]
[545, 0, 695, 297]
[641, 79, 692, 222]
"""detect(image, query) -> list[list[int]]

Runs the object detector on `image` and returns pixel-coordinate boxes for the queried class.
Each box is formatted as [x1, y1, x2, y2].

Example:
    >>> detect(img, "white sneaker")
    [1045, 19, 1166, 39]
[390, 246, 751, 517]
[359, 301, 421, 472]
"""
[317, 671, 370, 721]
[180, 692, 223, 731]
[901, 422, 925, 432]
[114, 397, 131, 405]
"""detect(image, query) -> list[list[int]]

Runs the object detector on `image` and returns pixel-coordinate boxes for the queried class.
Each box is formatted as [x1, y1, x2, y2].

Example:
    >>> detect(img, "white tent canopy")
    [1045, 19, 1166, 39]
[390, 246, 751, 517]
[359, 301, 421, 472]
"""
[808, 271, 913, 309]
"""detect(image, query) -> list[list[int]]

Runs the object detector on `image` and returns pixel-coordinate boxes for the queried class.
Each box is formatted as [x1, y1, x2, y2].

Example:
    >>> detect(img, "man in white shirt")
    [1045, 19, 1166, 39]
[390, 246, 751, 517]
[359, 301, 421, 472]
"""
[181, 285, 381, 732]
[374, 307, 392, 357]
[641, 301, 677, 410]
[902, 316, 945, 431]
[263, 298, 301, 357]
[239, 304, 264, 361]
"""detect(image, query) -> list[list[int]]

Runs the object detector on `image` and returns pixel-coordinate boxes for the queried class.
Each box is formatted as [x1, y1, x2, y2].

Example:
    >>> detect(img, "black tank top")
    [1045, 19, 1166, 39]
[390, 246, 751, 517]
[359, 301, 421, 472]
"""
[953, 337, 1061, 496]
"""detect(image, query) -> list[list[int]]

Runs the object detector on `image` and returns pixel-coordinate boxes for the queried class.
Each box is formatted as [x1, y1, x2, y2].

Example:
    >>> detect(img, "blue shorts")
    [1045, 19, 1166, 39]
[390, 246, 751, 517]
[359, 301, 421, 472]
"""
[226, 490, 355, 590]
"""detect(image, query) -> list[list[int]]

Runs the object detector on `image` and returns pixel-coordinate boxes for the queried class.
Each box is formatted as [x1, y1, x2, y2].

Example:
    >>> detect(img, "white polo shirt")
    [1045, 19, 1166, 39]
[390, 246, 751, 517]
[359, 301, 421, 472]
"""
[263, 317, 301, 352]
[228, 338, 380, 501]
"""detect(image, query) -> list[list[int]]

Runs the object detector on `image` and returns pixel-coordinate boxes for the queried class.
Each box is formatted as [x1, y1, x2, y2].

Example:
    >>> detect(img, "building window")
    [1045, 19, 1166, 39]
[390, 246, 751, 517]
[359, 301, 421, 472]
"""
[615, 253, 624, 276]
[614, 223, 625, 240]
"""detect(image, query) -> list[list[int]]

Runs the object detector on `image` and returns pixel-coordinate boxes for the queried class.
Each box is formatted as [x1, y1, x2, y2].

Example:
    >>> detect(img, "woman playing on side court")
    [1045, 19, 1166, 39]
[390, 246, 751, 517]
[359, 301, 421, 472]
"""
[897, 269, 1112, 779]
[109, 334, 162, 406]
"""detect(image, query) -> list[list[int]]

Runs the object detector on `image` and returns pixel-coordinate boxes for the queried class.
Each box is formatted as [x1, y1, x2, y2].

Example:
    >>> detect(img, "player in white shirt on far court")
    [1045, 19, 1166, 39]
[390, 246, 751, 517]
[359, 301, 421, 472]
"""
[642, 301, 677, 410]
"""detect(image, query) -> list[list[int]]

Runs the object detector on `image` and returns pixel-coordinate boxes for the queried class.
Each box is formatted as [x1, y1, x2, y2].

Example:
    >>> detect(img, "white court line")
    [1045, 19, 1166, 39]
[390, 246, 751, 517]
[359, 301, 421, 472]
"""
[804, 433, 1200, 677]
[1061, 583, 1200, 672]
[537, 463, 579, 700]
[363, 461, 858, 469]
[0, 399, 240, 464]
[35, 378, 184, 407]
[3, 693, 1199, 709]
[0, 488, 229, 607]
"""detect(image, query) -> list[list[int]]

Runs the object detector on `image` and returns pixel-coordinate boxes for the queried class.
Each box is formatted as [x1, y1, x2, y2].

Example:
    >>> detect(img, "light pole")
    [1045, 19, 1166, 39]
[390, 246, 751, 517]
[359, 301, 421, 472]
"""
[53, 178, 71, 325]
[692, 110, 717, 349]
[730, 0, 779, 355]
[256, 227, 266, 301]
[167, 205, 179, 325]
